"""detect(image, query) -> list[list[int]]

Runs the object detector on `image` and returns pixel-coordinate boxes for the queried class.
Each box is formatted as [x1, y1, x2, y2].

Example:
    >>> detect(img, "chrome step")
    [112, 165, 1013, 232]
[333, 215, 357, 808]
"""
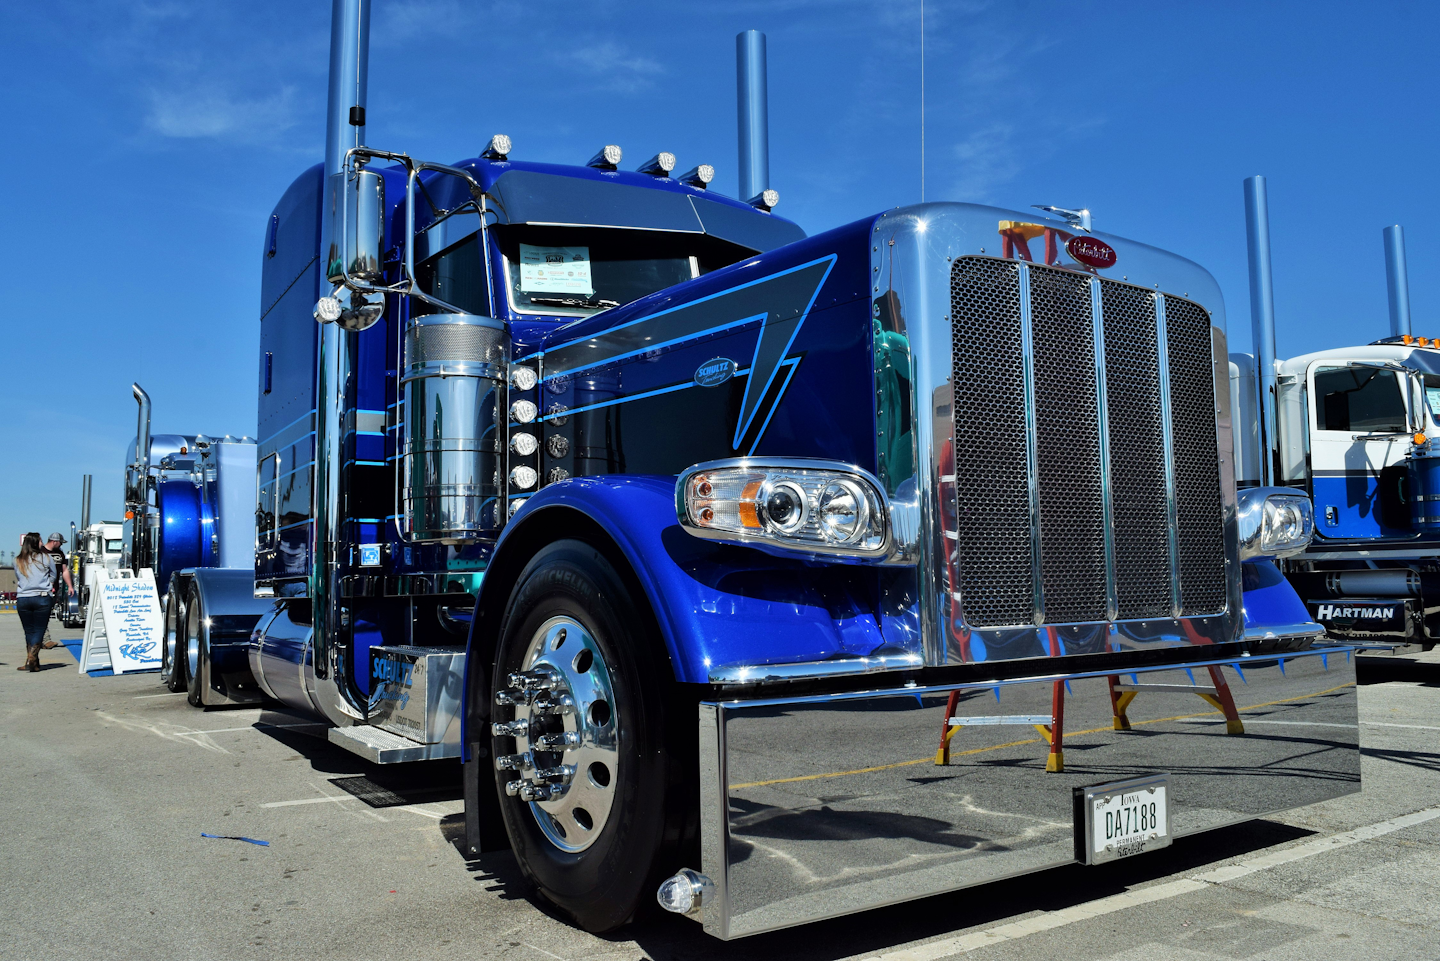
[328, 724, 461, 764]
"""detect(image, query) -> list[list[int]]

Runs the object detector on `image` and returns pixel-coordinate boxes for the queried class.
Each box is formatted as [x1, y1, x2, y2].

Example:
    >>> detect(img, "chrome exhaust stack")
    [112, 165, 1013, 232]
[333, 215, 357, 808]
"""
[736, 30, 778, 211]
[1384, 224, 1412, 338]
[310, 0, 373, 727]
[1243, 176, 1279, 488]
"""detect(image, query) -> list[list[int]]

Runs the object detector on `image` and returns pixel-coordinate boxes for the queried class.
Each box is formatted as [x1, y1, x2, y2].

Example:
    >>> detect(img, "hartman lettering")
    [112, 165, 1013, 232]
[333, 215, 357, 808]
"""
[1316, 604, 1396, 619]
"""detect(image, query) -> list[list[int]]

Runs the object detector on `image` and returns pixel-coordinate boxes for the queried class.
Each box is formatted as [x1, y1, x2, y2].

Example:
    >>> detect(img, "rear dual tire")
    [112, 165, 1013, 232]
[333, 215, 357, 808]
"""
[184, 583, 208, 708]
[161, 575, 188, 693]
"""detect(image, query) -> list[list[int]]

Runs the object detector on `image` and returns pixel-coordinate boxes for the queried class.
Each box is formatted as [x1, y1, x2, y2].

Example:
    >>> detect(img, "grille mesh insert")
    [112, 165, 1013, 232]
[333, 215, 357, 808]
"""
[1099, 280, 1173, 619]
[947, 258, 1226, 630]
[1029, 266, 1108, 623]
[1164, 295, 1228, 613]
[949, 259, 1033, 627]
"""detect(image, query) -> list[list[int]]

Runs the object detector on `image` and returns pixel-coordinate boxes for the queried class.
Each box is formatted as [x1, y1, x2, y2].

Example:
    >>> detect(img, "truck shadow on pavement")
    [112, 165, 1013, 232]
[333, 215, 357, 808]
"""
[447, 816, 1312, 959]
[1356, 656, 1440, 687]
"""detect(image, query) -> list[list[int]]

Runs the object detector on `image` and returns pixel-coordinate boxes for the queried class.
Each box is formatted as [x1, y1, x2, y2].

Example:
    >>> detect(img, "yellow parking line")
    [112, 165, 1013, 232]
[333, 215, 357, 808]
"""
[730, 681, 1355, 790]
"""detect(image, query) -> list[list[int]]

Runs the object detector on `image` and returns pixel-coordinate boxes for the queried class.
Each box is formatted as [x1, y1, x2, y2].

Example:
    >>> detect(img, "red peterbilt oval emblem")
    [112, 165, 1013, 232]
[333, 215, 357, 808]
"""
[1066, 235, 1117, 269]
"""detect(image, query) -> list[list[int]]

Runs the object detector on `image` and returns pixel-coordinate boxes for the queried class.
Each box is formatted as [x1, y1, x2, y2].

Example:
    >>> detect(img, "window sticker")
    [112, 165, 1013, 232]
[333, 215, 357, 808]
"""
[1426, 387, 1440, 419]
[519, 244, 593, 294]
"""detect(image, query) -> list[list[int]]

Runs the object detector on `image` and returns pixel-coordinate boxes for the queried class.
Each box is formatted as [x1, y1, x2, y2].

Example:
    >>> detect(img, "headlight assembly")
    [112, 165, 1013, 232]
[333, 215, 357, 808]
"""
[677, 459, 888, 558]
[1238, 487, 1315, 559]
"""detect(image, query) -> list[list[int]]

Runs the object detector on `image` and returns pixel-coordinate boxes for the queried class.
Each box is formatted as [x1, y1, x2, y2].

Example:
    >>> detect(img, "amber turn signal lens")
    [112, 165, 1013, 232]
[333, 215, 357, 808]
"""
[1415, 433, 1428, 446]
[737, 480, 763, 529]
[124, 510, 134, 519]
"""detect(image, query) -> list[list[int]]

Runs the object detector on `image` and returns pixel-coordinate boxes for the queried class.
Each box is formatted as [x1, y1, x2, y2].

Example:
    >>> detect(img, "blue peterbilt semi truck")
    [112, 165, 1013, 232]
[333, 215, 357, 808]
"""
[183, 0, 1366, 939]
[119, 383, 263, 699]
[1233, 178, 1439, 651]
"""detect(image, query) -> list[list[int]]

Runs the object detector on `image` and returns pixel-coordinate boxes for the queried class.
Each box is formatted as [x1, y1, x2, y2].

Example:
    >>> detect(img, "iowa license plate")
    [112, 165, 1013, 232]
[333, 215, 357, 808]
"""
[1077, 774, 1171, 864]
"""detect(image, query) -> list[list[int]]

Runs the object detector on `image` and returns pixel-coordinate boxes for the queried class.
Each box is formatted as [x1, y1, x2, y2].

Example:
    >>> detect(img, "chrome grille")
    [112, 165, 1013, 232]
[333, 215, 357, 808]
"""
[1030, 266, 1107, 624]
[947, 257, 1226, 628]
[1163, 295, 1228, 612]
[949, 259, 1033, 627]
[1100, 280, 1172, 619]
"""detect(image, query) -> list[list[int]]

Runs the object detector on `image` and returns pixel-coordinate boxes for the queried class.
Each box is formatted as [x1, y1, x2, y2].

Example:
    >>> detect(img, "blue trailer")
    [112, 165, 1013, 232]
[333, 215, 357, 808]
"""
[1233, 178, 1439, 651]
[118, 383, 265, 699]
[183, 0, 1367, 939]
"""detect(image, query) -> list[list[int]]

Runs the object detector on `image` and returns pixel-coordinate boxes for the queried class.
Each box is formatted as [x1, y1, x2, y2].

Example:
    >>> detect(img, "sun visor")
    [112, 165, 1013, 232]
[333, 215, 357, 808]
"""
[689, 195, 806, 252]
[488, 170, 705, 233]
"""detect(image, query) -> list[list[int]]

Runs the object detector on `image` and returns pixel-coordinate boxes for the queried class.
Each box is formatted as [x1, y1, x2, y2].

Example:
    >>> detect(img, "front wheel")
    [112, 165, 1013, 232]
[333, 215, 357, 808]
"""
[491, 540, 691, 932]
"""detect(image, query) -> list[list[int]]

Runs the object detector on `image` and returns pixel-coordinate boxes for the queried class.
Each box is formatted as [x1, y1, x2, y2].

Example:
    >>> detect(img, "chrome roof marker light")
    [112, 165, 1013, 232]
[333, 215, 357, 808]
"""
[679, 164, 715, 189]
[637, 153, 676, 177]
[586, 145, 623, 170]
[482, 133, 512, 161]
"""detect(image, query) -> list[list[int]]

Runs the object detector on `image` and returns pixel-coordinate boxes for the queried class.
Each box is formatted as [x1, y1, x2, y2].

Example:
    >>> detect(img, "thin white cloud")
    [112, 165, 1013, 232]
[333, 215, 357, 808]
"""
[145, 86, 299, 141]
[566, 40, 665, 93]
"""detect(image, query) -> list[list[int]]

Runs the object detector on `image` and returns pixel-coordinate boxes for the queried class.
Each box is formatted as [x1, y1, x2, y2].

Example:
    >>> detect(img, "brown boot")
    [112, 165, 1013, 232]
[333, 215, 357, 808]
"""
[41, 641, 59, 649]
[16, 645, 30, 670]
[25, 645, 40, 672]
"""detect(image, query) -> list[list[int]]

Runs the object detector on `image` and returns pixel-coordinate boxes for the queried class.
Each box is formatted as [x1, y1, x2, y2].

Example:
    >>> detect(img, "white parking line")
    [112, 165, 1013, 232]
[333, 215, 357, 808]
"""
[852, 804, 1440, 961]
[262, 796, 349, 808]
[132, 692, 187, 699]
[1362, 720, 1440, 731]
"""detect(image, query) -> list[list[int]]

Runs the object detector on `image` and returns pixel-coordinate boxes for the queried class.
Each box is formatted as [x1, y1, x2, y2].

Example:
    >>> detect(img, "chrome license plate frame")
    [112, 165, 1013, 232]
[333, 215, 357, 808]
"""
[1075, 774, 1172, 865]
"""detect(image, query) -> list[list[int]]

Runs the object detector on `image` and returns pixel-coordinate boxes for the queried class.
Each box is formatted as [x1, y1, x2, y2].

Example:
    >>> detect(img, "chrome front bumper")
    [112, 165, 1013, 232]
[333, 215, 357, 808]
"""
[689, 648, 1359, 939]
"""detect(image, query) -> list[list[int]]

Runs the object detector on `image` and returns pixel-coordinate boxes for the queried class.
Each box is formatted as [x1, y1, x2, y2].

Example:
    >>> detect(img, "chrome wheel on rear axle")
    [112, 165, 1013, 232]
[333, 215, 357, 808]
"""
[493, 615, 619, 853]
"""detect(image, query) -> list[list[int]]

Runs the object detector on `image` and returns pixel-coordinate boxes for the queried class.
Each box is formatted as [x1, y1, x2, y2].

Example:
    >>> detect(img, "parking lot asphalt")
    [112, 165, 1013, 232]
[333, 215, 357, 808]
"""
[2, 615, 1438, 961]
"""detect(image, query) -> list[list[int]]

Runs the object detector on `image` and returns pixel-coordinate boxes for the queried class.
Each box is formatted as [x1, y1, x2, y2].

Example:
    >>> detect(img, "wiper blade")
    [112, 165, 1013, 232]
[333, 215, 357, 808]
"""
[529, 296, 620, 310]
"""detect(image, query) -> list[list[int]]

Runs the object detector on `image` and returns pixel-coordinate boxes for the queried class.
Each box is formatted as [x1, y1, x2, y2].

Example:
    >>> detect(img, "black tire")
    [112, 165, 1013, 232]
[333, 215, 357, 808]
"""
[161, 577, 188, 692]
[184, 584, 207, 708]
[491, 540, 691, 933]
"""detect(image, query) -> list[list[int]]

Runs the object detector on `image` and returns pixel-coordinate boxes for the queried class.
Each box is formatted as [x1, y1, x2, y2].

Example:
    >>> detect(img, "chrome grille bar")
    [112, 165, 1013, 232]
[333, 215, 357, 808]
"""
[1017, 264, 1044, 625]
[1090, 277, 1119, 623]
[1154, 293, 1183, 618]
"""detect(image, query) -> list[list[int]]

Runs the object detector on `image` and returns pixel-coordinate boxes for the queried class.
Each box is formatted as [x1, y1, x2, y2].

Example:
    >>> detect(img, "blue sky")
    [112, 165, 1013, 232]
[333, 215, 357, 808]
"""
[3, 0, 1437, 556]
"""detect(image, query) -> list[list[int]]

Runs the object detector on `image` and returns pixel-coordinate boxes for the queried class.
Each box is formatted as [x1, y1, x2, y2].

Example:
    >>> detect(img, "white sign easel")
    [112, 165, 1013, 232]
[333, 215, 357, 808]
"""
[78, 569, 163, 674]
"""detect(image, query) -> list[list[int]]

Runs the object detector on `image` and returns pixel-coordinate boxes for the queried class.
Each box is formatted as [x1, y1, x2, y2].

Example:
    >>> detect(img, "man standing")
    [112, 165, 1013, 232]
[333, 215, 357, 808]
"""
[41, 533, 74, 650]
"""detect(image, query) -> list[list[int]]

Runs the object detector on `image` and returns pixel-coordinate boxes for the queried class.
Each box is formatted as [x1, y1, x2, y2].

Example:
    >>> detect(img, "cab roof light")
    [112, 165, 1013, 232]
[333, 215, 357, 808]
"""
[679, 164, 714, 189]
[587, 145, 623, 170]
[1420, 337, 1431, 347]
[748, 188, 780, 212]
[482, 134, 512, 161]
[1403, 334, 1415, 345]
[637, 152, 676, 176]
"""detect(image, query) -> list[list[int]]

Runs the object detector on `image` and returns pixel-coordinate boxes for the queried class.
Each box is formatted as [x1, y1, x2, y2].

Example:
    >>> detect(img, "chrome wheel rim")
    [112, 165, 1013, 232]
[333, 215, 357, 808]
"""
[186, 604, 201, 680]
[162, 597, 180, 679]
[511, 616, 619, 853]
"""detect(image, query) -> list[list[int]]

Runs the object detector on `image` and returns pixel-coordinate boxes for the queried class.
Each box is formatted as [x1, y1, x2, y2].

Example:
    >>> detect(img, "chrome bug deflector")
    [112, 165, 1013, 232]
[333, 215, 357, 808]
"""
[690, 647, 1359, 939]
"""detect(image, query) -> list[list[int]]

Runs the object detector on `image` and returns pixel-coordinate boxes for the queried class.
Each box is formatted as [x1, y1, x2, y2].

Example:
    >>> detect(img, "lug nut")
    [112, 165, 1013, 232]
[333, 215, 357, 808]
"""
[532, 694, 575, 716]
[507, 670, 558, 692]
[533, 764, 575, 784]
[495, 753, 533, 771]
[491, 719, 529, 738]
[534, 731, 580, 751]
[495, 689, 525, 706]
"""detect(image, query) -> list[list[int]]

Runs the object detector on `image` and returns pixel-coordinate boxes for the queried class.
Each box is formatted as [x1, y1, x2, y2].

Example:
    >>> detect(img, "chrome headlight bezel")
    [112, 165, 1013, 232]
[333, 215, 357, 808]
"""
[676, 458, 892, 561]
[1237, 487, 1315, 560]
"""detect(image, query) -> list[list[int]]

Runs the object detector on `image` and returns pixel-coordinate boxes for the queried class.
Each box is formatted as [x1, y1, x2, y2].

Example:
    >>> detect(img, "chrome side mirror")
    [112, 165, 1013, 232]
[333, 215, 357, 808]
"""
[326, 165, 385, 287]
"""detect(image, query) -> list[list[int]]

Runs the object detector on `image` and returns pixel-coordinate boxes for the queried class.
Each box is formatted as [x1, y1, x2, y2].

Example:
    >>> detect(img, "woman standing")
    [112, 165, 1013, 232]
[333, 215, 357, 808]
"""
[15, 532, 56, 672]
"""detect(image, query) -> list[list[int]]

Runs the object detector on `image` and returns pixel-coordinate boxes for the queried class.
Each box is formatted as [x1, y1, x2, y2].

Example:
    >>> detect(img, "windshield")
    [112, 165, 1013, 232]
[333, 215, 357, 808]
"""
[105, 539, 122, 552]
[1314, 366, 1407, 432]
[1423, 374, 1440, 426]
[414, 225, 756, 320]
[496, 226, 752, 318]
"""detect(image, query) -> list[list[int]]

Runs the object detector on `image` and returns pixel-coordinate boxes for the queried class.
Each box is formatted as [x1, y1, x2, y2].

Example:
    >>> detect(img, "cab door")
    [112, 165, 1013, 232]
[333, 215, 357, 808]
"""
[1308, 363, 1416, 539]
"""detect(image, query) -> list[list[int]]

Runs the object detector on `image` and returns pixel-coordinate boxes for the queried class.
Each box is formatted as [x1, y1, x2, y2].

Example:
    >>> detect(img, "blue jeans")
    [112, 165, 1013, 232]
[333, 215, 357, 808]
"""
[17, 596, 53, 650]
